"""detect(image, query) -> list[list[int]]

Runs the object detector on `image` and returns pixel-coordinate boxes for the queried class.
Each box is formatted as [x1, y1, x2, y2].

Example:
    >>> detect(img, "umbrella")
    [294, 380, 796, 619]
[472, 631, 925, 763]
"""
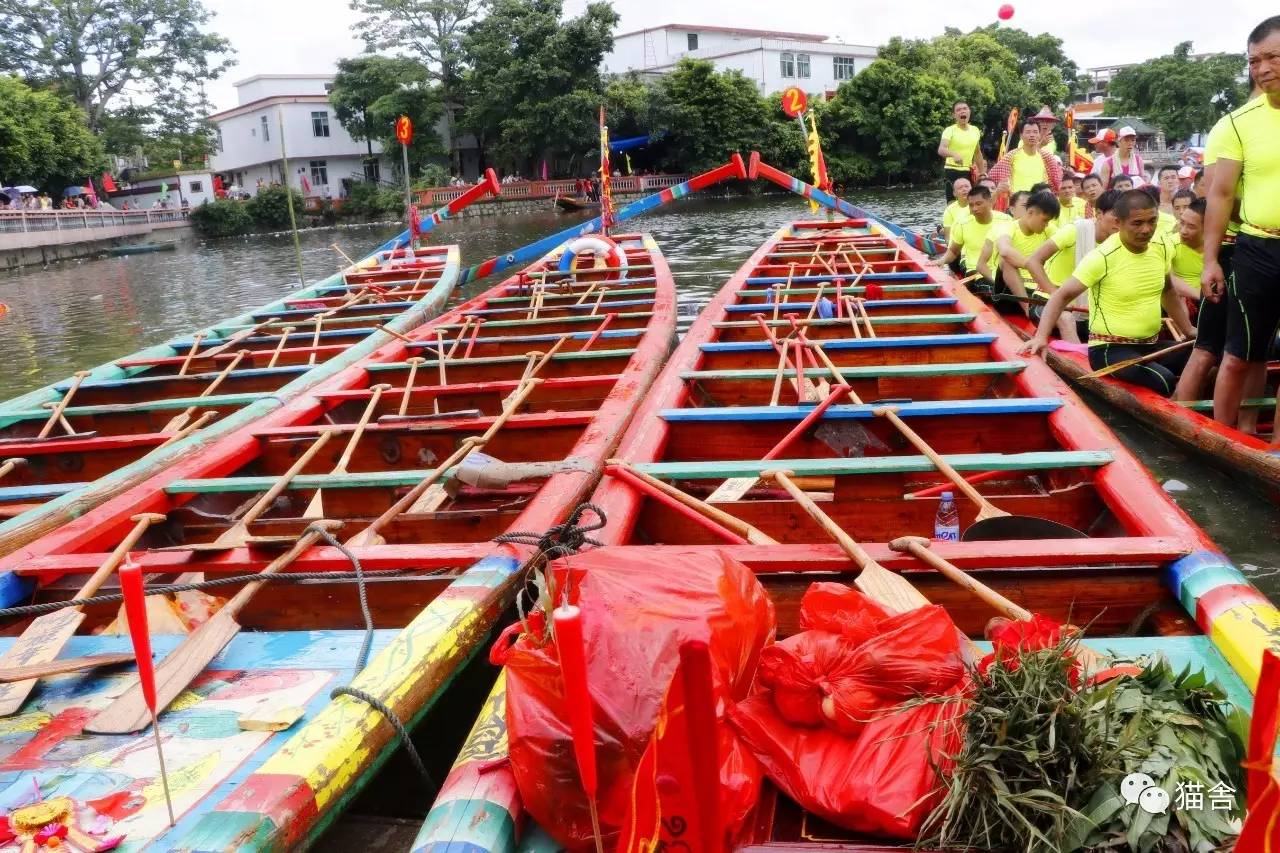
[4, 186, 37, 194]
[62, 187, 87, 197]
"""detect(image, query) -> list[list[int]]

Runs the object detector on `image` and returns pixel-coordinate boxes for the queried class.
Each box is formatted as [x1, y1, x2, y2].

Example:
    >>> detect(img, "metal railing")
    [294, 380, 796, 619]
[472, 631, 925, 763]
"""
[416, 173, 689, 206]
[0, 208, 189, 234]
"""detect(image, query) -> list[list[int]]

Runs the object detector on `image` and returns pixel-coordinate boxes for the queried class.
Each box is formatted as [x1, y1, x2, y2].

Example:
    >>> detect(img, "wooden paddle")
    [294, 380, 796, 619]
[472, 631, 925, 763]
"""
[374, 323, 414, 343]
[0, 512, 166, 716]
[763, 469, 929, 614]
[177, 333, 205, 376]
[604, 460, 778, 545]
[37, 371, 90, 439]
[160, 349, 249, 434]
[398, 357, 426, 416]
[872, 406, 1086, 540]
[200, 316, 280, 361]
[790, 322, 889, 457]
[303, 384, 391, 518]
[345, 378, 542, 547]
[266, 326, 296, 368]
[0, 458, 26, 480]
[157, 410, 218, 449]
[888, 535, 1105, 671]
[160, 429, 336, 551]
[0, 652, 135, 683]
[85, 520, 343, 734]
[1076, 338, 1195, 380]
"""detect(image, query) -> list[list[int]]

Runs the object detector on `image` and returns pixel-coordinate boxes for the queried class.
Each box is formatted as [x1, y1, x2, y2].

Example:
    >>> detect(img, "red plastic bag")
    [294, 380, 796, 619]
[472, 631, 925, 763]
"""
[730, 596, 970, 838]
[798, 582, 889, 645]
[494, 547, 775, 851]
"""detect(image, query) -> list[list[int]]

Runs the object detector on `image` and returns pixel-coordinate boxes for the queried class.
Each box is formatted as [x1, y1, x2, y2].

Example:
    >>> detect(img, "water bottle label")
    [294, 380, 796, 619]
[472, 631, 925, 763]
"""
[935, 527, 960, 542]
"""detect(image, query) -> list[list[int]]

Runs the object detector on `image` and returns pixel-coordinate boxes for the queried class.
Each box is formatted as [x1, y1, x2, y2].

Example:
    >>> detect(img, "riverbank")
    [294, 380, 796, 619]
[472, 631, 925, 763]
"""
[0, 208, 191, 270]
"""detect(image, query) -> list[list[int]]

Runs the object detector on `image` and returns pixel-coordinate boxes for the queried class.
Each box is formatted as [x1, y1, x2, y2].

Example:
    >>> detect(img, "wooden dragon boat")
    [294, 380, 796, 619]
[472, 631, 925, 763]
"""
[419, 214, 1278, 851]
[988, 310, 1280, 498]
[0, 231, 674, 850]
[0, 173, 503, 556]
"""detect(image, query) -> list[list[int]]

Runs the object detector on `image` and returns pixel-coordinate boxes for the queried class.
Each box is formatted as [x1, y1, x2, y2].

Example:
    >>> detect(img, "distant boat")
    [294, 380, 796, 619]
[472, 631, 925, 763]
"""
[554, 196, 599, 213]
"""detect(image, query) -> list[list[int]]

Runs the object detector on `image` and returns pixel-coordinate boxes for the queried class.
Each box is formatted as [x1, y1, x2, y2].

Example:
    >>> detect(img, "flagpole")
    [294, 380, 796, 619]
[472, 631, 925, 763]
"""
[277, 108, 306, 287]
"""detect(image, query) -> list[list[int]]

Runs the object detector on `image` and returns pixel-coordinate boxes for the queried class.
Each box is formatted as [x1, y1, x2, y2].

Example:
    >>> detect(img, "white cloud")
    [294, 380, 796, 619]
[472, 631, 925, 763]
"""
[203, 0, 1259, 111]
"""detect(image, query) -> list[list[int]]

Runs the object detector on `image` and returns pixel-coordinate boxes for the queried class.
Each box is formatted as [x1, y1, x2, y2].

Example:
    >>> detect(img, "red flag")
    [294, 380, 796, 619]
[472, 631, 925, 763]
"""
[101, 172, 118, 193]
[300, 172, 312, 194]
[85, 177, 98, 206]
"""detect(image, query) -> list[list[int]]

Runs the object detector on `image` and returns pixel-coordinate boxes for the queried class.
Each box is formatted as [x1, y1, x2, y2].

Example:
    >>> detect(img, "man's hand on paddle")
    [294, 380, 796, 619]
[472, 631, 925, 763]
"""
[1019, 335, 1050, 357]
[1201, 261, 1226, 303]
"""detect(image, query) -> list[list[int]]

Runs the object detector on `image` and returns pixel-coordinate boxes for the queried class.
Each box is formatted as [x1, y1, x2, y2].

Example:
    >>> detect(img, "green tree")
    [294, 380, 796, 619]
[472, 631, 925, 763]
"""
[0, 0, 234, 130]
[1108, 42, 1247, 143]
[245, 185, 305, 231]
[188, 198, 253, 237]
[970, 25, 1080, 93]
[0, 74, 106, 189]
[460, 0, 617, 170]
[350, 0, 483, 89]
[824, 60, 957, 185]
[648, 60, 769, 173]
[330, 56, 446, 175]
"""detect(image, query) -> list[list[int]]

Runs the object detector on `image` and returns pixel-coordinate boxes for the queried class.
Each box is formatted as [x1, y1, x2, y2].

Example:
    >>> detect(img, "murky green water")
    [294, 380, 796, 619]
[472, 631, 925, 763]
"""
[1, 192, 1274, 597]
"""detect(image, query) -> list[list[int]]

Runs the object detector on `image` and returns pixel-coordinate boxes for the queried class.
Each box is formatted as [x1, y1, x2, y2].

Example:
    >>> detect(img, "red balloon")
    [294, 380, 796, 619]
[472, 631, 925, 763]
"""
[997, 3, 1015, 19]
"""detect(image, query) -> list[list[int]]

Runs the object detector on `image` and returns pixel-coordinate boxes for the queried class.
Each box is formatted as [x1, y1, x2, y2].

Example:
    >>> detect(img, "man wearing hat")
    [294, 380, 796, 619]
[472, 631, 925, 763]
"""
[1031, 106, 1060, 157]
[1088, 128, 1117, 176]
[1099, 126, 1147, 188]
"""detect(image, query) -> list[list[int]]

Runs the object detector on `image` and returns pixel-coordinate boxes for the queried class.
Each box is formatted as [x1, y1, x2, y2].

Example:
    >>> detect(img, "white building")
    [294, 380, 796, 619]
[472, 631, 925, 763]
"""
[107, 170, 216, 210]
[603, 24, 877, 96]
[208, 74, 391, 199]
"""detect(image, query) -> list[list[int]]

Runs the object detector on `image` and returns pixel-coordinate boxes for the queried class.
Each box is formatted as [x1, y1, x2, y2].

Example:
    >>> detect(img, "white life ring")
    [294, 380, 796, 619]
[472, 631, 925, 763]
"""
[557, 235, 627, 281]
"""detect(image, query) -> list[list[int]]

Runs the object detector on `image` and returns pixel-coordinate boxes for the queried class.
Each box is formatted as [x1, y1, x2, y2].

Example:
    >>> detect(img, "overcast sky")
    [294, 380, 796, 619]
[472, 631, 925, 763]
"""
[202, 0, 1260, 112]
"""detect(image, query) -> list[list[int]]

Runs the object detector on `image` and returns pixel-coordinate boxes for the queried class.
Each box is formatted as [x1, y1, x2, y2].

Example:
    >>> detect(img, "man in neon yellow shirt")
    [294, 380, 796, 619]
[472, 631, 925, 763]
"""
[939, 102, 986, 201]
[942, 177, 972, 241]
[1168, 198, 1206, 301]
[995, 190, 1061, 311]
[976, 190, 1028, 285]
[1022, 190, 1195, 396]
[988, 122, 1063, 197]
[938, 185, 1010, 278]
[1202, 15, 1280, 434]
[1031, 106, 1059, 157]
[1027, 189, 1123, 344]
[1156, 165, 1180, 215]
[1054, 175, 1086, 228]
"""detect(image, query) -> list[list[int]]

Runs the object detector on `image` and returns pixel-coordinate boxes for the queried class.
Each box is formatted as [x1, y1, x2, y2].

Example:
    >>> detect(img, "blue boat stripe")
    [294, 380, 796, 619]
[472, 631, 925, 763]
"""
[660, 398, 1062, 422]
[745, 272, 930, 285]
[725, 298, 956, 312]
[701, 333, 995, 353]
[407, 328, 643, 347]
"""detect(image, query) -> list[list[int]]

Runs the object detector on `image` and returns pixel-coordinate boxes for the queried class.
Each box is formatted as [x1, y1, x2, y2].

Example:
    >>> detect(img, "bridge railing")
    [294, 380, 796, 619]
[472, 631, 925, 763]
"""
[0, 208, 188, 234]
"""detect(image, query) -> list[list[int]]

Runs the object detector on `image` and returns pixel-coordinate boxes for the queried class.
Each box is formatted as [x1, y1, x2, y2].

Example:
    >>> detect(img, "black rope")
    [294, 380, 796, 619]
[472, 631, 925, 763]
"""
[493, 502, 607, 562]
[330, 686, 436, 790]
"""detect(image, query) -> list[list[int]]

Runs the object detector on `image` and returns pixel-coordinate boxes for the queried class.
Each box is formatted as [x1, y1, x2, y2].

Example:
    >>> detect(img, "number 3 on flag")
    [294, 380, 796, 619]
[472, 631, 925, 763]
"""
[781, 87, 807, 118]
[395, 115, 414, 146]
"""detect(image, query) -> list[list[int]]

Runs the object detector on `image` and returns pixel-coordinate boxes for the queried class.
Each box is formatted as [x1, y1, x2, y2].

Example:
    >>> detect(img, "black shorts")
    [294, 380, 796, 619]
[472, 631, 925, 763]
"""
[1194, 242, 1233, 357]
[1088, 341, 1191, 397]
[944, 168, 970, 202]
[1224, 234, 1280, 362]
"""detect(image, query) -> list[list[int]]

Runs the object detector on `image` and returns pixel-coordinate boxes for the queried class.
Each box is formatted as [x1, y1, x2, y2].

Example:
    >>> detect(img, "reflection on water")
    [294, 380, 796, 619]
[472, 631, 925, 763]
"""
[1, 191, 1273, 597]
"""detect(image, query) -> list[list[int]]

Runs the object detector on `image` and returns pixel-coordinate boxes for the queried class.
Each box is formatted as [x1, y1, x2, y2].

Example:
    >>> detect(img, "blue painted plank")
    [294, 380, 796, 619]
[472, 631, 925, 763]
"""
[0, 482, 85, 501]
[407, 328, 643, 348]
[659, 397, 1062, 422]
[464, 298, 654, 316]
[254, 301, 420, 320]
[724, 298, 957, 313]
[700, 333, 995, 353]
[744, 272, 931, 285]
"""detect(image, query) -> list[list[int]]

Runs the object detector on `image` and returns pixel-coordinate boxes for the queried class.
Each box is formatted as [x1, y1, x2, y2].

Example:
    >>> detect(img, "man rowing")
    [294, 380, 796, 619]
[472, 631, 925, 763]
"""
[942, 177, 972, 241]
[992, 190, 1061, 313]
[1026, 189, 1123, 345]
[939, 101, 986, 201]
[975, 190, 1027, 285]
[1021, 189, 1195, 396]
[988, 122, 1063, 197]
[938, 184, 1010, 280]
[1201, 15, 1280, 438]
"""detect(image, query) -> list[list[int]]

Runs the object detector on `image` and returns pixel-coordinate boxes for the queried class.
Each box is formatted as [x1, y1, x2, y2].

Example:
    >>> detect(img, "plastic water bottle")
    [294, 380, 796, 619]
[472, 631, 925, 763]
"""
[934, 491, 961, 542]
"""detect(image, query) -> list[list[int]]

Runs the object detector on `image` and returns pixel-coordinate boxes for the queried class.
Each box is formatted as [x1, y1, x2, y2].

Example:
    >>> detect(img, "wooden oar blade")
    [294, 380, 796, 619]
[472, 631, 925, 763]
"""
[0, 608, 87, 715]
[962, 515, 1088, 542]
[706, 476, 757, 504]
[85, 608, 242, 734]
[853, 562, 931, 615]
[0, 652, 135, 683]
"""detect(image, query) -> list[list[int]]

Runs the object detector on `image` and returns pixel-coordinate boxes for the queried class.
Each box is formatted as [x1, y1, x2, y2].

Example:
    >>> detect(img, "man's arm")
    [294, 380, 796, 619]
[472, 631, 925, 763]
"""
[938, 131, 958, 162]
[939, 236, 963, 266]
[1045, 153, 1063, 192]
[976, 238, 997, 282]
[1162, 282, 1196, 337]
[1019, 278, 1089, 354]
[1026, 240, 1059, 293]
[987, 154, 1012, 192]
[1168, 271, 1200, 301]
[1201, 158, 1241, 302]
[973, 145, 988, 177]
[997, 232, 1032, 269]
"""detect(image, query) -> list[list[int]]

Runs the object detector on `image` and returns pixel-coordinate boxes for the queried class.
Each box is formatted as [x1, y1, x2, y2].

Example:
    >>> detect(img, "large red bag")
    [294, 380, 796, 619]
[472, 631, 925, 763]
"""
[492, 547, 775, 851]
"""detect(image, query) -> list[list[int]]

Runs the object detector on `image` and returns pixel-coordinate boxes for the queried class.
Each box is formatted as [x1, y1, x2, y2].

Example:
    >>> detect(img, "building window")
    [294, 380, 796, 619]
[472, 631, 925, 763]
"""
[796, 53, 810, 78]
[687, 32, 698, 51]
[780, 51, 795, 78]
[309, 160, 328, 187]
[260, 115, 270, 142]
[311, 111, 330, 137]
[214, 128, 223, 153]
[833, 56, 859, 81]
[189, 181, 203, 193]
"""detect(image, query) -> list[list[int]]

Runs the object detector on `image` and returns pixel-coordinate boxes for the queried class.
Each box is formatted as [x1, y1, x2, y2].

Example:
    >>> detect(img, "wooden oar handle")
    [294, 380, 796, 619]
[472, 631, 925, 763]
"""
[764, 469, 877, 569]
[605, 459, 777, 545]
[223, 520, 343, 618]
[238, 429, 337, 527]
[873, 407, 1004, 516]
[888, 536, 1032, 620]
[76, 512, 168, 599]
[0, 652, 136, 683]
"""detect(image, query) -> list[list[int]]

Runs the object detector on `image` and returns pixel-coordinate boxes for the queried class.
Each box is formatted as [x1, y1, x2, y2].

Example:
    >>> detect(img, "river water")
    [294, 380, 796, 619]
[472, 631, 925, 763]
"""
[1, 192, 1275, 597]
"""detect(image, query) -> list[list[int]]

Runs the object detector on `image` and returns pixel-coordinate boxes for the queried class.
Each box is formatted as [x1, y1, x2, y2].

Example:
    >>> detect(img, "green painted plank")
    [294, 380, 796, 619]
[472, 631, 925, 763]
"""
[166, 467, 462, 494]
[4, 392, 268, 421]
[635, 450, 1114, 479]
[715, 313, 974, 328]
[681, 360, 1026, 382]
[1182, 397, 1276, 412]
